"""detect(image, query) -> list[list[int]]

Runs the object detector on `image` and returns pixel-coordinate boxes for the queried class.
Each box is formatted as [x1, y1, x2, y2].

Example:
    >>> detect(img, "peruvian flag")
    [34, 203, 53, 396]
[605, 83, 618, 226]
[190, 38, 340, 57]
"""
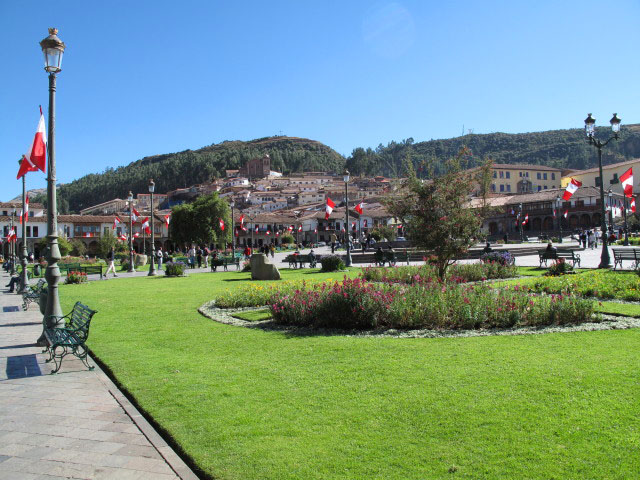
[83, 232, 93, 238]
[562, 178, 582, 200]
[130, 207, 140, 223]
[133, 232, 140, 238]
[352, 222, 356, 230]
[523, 214, 529, 225]
[631, 198, 636, 213]
[553, 209, 556, 217]
[364, 219, 368, 228]
[164, 213, 171, 227]
[325, 197, 335, 220]
[23, 196, 29, 224]
[219, 218, 225, 231]
[239, 214, 247, 231]
[141, 217, 151, 235]
[266, 230, 271, 236]
[620, 167, 633, 197]
[118, 234, 127, 242]
[297, 225, 302, 232]
[563, 210, 568, 219]
[17, 108, 47, 179]
[354, 202, 363, 215]
[6, 228, 16, 242]
[255, 225, 259, 233]
[275, 231, 280, 237]
[288, 225, 294, 232]
[113, 216, 122, 230]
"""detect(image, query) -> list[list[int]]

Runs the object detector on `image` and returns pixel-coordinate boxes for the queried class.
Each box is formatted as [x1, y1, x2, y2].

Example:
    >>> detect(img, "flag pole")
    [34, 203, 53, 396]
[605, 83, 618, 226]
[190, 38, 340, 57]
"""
[19, 159, 29, 292]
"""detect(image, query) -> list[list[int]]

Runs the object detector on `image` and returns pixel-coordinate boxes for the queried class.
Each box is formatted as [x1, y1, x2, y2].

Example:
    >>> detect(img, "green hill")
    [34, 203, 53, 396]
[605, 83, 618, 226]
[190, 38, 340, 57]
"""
[57, 136, 346, 212]
[346, 124, 640, 178]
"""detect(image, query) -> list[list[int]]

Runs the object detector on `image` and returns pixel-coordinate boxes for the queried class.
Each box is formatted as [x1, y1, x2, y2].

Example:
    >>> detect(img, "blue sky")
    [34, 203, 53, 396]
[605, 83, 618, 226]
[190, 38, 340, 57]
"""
[1, 0, 639, 201]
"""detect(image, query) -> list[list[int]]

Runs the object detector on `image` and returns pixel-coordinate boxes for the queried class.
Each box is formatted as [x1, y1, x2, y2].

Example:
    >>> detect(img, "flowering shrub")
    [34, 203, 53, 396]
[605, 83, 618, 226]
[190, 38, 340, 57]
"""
[531, 270, 640, 301]
[215, 280, 328, 308]
[545, 258, 573, 276]
[321, 255, 345, 272]
[164, 261, 186, 277]
[361, 262, 517, 285]
[60, 256, 98, 265]
[480, 251, 515, 266]
[267, 277, 596, 330]
[65, 271, 88, 284]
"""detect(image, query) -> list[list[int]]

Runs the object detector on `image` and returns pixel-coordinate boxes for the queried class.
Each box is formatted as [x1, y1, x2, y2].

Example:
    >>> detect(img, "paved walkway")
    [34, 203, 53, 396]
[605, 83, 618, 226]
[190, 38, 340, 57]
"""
[0, 270, 198, 480]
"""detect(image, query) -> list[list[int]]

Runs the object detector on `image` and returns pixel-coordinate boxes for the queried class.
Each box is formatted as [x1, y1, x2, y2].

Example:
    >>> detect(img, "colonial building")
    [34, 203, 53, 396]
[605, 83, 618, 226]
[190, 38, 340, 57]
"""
[239, 155, 271, 179]
[561, 158, 640, 197]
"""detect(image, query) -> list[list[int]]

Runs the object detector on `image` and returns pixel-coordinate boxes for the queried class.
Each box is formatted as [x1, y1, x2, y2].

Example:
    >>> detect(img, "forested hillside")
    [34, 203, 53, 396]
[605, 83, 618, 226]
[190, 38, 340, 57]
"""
[346, 124, 640, 178]
[49, 125, 640, 213]
[56, 136, 345, 212]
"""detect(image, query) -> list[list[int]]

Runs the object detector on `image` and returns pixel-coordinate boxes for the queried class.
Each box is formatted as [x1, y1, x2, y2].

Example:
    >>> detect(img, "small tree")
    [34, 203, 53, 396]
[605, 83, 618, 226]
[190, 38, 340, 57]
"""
[385, 148, 491, 279]
[37, 235, 72, 257]
[70, 239, 86, 257]
[170, 193, 230, 247]
[280, 233, 295, 245]
[371, 225, 396, 242]
[97, 230, 126, 259]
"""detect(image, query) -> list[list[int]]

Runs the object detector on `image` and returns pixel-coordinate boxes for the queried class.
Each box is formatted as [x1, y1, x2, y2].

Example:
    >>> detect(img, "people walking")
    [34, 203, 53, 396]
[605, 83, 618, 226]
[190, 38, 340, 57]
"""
[156, 246, 163, 270]
[105, 246, 118, 278]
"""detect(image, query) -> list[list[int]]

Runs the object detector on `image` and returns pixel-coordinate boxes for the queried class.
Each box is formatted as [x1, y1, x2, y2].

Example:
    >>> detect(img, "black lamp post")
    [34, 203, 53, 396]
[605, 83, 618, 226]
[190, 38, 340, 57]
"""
[518, 203, 524, 242]
[10, 210, 16, 275]
[148, 179, 156, 276]
[19, 160, 29, 292]
[230, 200, 235, 258]
[127, 191, 135, 273]
[344, 169, 352, 266]
[37, 28, 66, 344]
[555, 196, 563, 243]
[585, 113, 621, 268]
[623, 195, 629, 246]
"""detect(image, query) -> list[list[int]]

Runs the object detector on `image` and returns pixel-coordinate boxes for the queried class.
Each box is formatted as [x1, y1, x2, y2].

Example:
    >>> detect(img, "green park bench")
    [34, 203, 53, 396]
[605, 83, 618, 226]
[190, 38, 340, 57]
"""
[42, 301, 97, 374]
[210, 256, 241, 271]
[21, 278, 46, 311]
[612, 248, 640, 270]
[81, 265, 103, 279]
[283, 254, 319, 268]
[538, 250, 581, 268]
[58, 263, 81, 275]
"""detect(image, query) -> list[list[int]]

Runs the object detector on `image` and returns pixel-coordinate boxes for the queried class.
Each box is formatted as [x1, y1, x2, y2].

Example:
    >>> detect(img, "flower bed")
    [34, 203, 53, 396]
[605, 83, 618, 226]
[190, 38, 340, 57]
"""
[361, 261, 517, 285]
[529, 270, 640, 301]
[215, 280, 320, 308]
[269, 277, 596, 330]
[65, 271, 88, 284]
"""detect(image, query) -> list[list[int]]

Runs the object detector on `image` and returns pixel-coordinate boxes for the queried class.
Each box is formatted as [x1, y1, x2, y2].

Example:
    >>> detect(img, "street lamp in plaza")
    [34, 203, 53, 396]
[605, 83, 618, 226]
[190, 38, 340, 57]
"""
[10, 210, 16, 275]
[148, 179, 156, 276]
[19, 160, 29, 292]
[230, 200, 236, 258]
[518, 203, 524, 242]
[343, 169, 352, 267]
[584, 113, 621, 268]
[127, 191, 135, 273]
[555, 196, 563, 243]
[37, 28, 66, 343]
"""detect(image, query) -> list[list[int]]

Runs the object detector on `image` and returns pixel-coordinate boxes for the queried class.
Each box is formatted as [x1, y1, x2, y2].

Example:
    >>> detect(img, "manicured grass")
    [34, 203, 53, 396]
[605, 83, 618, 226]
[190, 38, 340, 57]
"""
[231, 309, 273, 322]
[60, 270, 640, 479]
[596, 301, 640, 317]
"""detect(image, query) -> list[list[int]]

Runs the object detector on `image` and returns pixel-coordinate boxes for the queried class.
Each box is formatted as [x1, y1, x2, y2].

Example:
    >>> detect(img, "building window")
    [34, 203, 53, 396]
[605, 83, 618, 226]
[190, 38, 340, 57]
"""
[491, 184, 496, 192]
[519, 172, 522, 177]
[506, 171, 510, 179]
[543, 173, 547, 180]
[33, 226, 38, 237]
[552, 173, 556, 180]
[544, 185, 548, 190]
[526, 172, 529, 177]
[500, 184, 504, 192]
[537, 173, 541, 180]
[538, 186, 542, 191]
[499, 171, 504, 178]
[506, 184, 511, 192]
[595, 177, 601, 187]
[26, 226, 31, 237]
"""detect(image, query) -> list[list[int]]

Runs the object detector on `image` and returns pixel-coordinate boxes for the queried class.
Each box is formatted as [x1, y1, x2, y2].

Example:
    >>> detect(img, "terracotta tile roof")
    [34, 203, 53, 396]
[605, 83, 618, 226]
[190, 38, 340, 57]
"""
[563, 157, 640, 176]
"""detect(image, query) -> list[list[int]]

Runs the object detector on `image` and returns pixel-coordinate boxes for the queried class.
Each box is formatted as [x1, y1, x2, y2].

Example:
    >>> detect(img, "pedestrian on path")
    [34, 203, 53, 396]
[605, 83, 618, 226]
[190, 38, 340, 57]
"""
[105, 246, 118, 278]
[156, 246, 163, 271]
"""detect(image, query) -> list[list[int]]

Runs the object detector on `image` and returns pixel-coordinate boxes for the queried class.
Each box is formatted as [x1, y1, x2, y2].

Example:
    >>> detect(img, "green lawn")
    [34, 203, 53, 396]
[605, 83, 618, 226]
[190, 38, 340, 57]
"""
[60, 269, 640, 479]
[231, 309, 273, 322]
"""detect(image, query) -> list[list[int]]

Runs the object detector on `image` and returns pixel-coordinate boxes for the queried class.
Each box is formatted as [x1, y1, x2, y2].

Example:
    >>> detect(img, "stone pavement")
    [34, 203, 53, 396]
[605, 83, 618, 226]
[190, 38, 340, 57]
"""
[0, 270, 198, 480]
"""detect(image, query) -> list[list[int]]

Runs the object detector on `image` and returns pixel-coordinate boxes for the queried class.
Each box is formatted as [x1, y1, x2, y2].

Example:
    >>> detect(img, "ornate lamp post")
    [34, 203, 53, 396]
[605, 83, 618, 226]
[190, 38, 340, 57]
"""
[343, 169, 352, 266]
[127, 191, 135, 273]
[37, 28, 66, 344]
[230, 200, 236, 258]
[585, 113, 621, 268]
[19, 160, 29, 292]
[10, 210, 16, 275]
[518, 203, 524, 242]
[623, 194, 629, 246]
[148, 179, 156, 276]
[555, 196, 563, 243]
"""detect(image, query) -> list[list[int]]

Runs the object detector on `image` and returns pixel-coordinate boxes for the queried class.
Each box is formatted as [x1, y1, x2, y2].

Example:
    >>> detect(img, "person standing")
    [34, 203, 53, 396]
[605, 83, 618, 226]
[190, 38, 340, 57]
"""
[196, 246, 203, 268]
[156, 246, 163, 271]
[188, 245, 196, 269]
[105, 246, 118, 278]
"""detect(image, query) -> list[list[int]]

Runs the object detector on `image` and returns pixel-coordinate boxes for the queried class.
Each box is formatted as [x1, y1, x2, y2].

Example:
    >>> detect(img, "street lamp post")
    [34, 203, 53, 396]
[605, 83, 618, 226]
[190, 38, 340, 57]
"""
[344, 169, 352, 267]
[10, 211, 16, 275]
[230, 200, 235, 258]
[19, 161, 29, 292]
[148, 179, 156, 276]
[518, 203, 524, 242]
[623, 195, 629, 246]
[585, 113, 621, 268]
[38, 28, 66, 342]
[555, 196, 563, 243]
[127, 191, 135, 273]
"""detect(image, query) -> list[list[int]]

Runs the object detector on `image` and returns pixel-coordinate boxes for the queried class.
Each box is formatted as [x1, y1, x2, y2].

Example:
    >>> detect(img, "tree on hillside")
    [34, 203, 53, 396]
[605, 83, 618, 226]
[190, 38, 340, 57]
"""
[170, 193, 230, 248]
[384, 148, 492, 279]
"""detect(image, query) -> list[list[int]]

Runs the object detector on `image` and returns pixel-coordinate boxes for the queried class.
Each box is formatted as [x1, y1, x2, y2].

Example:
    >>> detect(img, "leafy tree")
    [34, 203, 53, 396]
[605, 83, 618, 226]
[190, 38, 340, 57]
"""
[70, 239, 86, 257]
[385, 148, 492, 279]
[37, 235, 72, 257]
[280, 233, 295, 245]
[97, 230, 127, 259]
[371, 225, 396, 242]
[170, 193, 230, 247]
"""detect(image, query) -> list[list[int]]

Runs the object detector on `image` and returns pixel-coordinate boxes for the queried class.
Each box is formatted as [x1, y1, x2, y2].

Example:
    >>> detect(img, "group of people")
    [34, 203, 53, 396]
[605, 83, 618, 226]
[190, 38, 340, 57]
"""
[577, 230, 601, 249]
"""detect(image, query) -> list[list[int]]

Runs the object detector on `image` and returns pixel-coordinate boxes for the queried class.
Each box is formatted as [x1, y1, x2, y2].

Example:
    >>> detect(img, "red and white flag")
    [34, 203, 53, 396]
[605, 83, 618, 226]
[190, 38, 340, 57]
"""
[17, 108, 47, 179]
[562, 178, 582, 200]
[239, 214, 247, 231]
[6, 228, 16, 242]
[553, 209, 556, 218]
[23, 196, 29, 224]
[118, 234, 127, 242]
[83, 232, 93, 238]
[275, 231, 279, 237]
[354, 202, 363, 215]
[563, 210, 568, 219]
[133, 232, 140, 238]
[620, 167, 633, 197]
[164, 213, 171, 227]
[266, 230, 271, 236]
[130, 207, 140, 223]
[523, 214, 529, 225]
[325, 197, 335, 220]
[297, 225, 302, 232]
[219, 218, 225, 231]
[113, 216, 122, 230]
[255, 225, 259, 233]
[631, 198, 636, 213]
[364, 219, 368, 228]
[314, 227, 318, 233]
[141, 217, 151, 235]
[288, 225, 294, 232]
